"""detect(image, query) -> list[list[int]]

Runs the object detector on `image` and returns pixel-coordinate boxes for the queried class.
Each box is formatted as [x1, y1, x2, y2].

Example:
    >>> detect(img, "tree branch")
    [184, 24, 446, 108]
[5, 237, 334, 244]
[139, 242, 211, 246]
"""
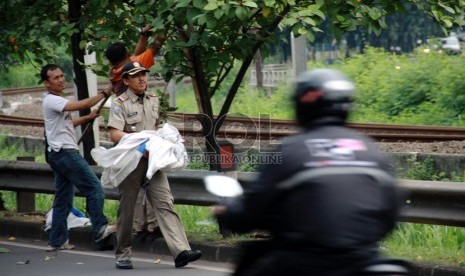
[178, 24, 213, 116]
[215, 4, 292, 131]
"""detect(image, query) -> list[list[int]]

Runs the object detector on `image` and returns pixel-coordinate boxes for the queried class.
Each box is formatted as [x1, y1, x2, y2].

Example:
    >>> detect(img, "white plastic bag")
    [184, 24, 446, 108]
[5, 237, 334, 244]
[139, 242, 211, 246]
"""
[44, 208, 91, 232]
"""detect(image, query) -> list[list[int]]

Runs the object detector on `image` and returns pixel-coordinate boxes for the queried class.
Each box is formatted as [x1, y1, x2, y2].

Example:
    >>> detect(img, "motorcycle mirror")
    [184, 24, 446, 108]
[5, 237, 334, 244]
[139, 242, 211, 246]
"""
[204, 175, 244, 197]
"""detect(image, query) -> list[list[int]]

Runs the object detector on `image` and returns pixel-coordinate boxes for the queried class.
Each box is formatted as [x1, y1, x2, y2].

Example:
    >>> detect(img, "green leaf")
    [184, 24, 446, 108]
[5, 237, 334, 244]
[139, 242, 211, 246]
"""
[243, 1, 258, 8]
[193, 0, 205, 9]
[235, 6, 248, 20]
[165, 49, 183, 64]
[442, 18, 453, 28]
[152, 18, 164, 30]
[79, 40, 87, 50]
[206, 17, 217, 29]
[187, 8, 201, 24]
[368, 9, 381, 20]
[100, 0, 109, 8]
[283, 17, 298, 26]
[378, 18, 388, 29]
[204, 2, 218, 11]
[302, 17, 316, 27]
[438, 3, 456, 14]
[139, 5, 148, 13]
[206, 59, 218, 72]
[196, 14, 208, 25]
[291, 24, 302, 36]
[306, 3, 321, 12]
[336, 15, 346, 22]
[176, 0, 192, 8]
[311, 8, 325, 20]
[297, 27, 307, 35]
[305, 31, 315, 42]
[214, 9, 224, 19]
[66, 29, 76, 36]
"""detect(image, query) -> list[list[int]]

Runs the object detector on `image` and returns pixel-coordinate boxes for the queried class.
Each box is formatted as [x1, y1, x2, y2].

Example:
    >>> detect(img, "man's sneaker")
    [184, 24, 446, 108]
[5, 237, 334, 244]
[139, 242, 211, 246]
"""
[95, 225, 117, 243]
[115, 260, 133, 269]
[174, 250, 202, 268]
[46, 242, 75, 252]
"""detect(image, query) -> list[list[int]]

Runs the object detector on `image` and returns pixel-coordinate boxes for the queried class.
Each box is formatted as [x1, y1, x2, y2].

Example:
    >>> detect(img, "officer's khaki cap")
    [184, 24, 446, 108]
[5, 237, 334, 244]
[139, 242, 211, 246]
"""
[122, 61, 150, 77]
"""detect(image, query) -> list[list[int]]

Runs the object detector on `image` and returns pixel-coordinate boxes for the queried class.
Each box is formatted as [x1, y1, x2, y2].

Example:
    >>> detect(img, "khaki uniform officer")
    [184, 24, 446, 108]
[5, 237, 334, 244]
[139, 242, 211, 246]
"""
[108, 61, 201, 270]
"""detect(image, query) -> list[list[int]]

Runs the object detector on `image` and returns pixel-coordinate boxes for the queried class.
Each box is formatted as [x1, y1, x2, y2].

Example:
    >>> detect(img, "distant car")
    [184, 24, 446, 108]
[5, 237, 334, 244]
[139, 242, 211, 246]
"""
[441, 36, 461, 54]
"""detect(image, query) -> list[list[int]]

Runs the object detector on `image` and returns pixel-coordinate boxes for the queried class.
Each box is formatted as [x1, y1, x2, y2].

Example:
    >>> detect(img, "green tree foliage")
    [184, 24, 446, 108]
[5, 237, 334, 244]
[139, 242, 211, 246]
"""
[364, 5, 444, 53]
[2, 1, 464, 104]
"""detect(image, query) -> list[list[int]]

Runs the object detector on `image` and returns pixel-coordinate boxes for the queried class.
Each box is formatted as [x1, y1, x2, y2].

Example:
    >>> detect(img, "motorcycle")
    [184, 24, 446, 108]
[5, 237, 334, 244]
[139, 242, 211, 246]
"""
[204, 175, 412, 276]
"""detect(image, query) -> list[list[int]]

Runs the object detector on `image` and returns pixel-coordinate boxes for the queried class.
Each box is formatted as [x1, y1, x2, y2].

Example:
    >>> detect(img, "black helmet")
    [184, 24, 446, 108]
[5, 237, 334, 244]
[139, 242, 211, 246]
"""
[293, 68, 355, 127]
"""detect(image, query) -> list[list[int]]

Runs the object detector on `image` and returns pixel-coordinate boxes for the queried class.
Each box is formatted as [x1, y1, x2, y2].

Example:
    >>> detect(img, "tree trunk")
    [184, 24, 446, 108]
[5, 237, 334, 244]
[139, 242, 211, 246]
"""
[255, 49, 263, 88]
[68, 0, 95, 165]
[195, 113, 219, 171]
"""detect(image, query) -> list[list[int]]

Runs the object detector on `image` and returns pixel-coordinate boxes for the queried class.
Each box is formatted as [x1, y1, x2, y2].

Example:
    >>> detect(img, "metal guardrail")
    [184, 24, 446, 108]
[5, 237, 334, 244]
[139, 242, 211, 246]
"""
[1, 160, 465, 227]
[0, 160, 256, 207]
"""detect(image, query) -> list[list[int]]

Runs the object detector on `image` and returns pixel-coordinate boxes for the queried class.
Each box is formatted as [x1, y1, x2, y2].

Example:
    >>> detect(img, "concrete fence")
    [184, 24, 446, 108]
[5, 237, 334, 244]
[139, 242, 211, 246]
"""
[249, 64, 293, 87]
[2, 160, 465, 228]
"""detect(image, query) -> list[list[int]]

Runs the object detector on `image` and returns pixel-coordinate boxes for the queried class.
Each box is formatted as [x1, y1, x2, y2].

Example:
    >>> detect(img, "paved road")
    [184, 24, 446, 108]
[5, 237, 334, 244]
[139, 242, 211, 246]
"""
[0, 240, 232, 276]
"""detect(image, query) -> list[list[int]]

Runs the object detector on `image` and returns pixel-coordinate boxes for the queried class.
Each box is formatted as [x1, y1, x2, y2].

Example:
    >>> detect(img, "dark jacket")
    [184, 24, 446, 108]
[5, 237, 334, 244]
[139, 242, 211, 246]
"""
[217, 118, 402, 276]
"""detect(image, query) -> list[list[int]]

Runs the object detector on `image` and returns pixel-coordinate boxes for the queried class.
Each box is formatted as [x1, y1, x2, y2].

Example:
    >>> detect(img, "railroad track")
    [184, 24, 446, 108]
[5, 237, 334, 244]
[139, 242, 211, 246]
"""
[0, 114, 44, 127]
[2, 113, 465, 143]
[1, 78, 188, 96]
[3, 86, 465, 142]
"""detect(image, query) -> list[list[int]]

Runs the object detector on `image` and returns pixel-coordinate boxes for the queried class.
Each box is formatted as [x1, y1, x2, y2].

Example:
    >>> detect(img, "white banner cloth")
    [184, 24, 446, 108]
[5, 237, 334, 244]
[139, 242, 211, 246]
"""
[91, 123, 188, 187]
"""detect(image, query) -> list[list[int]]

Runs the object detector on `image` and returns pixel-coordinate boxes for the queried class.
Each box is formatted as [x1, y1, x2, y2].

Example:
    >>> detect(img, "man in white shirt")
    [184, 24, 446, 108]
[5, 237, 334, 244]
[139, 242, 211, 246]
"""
[41, 63, 115, 251]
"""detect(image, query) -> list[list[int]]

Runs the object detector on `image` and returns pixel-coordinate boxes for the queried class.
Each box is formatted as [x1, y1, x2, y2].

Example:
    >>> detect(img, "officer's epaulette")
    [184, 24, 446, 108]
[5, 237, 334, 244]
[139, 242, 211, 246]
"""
[147, 93, 157, 98]
[117, 93, 130, 102]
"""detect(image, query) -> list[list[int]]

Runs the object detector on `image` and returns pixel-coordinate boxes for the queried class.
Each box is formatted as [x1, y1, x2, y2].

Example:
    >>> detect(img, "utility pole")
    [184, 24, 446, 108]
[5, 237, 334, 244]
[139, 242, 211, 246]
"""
[166, 79, 176, 108]
[84, 45, 100, 147]
[291, 32, 307, 77]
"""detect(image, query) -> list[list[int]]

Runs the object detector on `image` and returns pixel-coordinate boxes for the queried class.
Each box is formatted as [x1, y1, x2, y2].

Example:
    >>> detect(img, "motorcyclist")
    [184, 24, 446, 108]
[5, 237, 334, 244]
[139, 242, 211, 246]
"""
[213, 68, 404, 276]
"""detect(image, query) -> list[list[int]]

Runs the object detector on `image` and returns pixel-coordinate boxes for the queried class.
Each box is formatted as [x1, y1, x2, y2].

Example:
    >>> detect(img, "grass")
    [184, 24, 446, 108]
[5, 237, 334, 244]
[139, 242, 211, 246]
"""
[0, 191, 257, 245]
[165, 80, 294, 119]
[381, 223, 465, 267]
